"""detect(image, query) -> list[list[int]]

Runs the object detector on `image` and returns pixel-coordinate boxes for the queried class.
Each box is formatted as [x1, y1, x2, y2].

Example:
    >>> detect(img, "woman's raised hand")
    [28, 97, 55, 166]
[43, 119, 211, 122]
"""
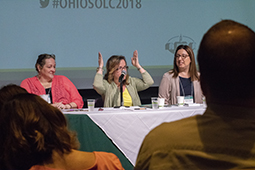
[131, 50, 141, 68]
[98, 52, 104, 68]
[97, 52, 104, 74]
[131, 50, 145, 73]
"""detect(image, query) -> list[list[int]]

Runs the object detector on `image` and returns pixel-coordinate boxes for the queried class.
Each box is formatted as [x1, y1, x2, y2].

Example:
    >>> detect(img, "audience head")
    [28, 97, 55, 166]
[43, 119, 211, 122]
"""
[0, 93, 79, 170]
[172, 45, 199, 81]
[104, 55, 130, 84]
[0, 84, 27, 109]
[197, 20, 255, 102]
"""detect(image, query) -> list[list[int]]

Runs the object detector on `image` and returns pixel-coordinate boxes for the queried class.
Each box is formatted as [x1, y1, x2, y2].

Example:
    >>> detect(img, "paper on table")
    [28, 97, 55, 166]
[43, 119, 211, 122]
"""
[184, 103, 201, 107]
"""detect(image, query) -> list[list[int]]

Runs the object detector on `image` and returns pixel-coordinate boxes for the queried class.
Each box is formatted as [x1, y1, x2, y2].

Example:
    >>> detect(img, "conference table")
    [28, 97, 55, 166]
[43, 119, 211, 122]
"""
[63, 105, 206, 170]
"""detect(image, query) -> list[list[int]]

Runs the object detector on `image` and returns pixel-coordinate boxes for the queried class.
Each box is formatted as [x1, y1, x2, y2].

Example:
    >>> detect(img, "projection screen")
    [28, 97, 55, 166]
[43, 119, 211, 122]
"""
[1, 0, 255, 89]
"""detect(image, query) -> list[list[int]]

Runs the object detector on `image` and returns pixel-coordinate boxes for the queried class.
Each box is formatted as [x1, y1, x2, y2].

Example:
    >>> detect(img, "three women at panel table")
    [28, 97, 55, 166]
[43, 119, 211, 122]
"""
[0, 93, 124, 170]
[93, 50, 154, 107]
[159, 45, 203, 105]
[20, 54, 83, 109]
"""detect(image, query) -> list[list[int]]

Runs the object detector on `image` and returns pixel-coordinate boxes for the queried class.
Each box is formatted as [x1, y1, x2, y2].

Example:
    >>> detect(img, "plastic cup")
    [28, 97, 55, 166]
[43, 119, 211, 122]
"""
[202, 96, 207, 107]
[87, 99, 95, 111]
[158, 98, 165, 108]
[177, 96, 184, 107]
[151, 97, 159, 109]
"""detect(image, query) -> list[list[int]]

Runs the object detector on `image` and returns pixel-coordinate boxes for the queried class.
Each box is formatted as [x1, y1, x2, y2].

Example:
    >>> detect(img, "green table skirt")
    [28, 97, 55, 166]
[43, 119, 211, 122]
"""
[65, 114, 134, 170]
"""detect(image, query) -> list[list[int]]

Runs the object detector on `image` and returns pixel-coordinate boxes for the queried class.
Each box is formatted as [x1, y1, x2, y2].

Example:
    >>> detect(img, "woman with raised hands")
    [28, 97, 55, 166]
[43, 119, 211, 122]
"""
[93, 50, 154, 107]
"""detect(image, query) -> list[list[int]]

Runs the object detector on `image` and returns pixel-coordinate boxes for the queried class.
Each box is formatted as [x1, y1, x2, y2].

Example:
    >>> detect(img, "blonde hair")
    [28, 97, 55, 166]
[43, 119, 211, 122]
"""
[104, 55, 129, 85]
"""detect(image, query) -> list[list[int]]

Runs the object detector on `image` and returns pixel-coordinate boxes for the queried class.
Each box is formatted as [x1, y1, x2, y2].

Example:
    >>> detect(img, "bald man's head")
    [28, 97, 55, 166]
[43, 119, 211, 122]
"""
[198, 20, 255, 100]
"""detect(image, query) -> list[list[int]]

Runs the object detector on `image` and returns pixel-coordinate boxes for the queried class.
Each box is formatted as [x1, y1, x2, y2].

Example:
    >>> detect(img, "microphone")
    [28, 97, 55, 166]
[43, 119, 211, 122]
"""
[119, 70, 126, 82]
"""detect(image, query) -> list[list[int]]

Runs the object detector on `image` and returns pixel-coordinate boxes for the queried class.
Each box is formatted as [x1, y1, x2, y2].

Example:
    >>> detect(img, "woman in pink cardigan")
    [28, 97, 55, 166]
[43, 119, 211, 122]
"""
[21, 54, 83, 109]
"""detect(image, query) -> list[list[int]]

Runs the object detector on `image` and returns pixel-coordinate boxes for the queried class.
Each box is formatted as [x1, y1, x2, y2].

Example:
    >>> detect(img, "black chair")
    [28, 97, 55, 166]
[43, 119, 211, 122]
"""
[95, 97, 104, 107]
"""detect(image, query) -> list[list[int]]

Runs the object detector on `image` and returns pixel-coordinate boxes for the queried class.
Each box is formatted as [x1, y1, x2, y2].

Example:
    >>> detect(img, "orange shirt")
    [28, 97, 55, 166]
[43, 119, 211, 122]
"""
[29, 151, 124, 170]
[89, 152, 124, 170]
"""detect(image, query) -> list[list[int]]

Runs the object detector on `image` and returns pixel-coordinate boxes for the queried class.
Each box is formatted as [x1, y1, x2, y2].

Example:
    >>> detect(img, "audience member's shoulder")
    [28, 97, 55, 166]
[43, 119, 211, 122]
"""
[158, 114, 200, 129]
[93, 151, 123, 164]
[146, 115, 201, 141]
[93, 151, 124, 170]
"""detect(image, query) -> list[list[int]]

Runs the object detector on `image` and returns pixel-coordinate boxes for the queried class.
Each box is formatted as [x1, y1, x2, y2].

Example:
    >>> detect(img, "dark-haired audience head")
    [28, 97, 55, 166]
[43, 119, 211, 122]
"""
[35, 53, 56, 73]
[197, 20, 255, 104]
[0, 93, 79, 170]
[104, 55, 130, 84]
[0, 84, 27, 110]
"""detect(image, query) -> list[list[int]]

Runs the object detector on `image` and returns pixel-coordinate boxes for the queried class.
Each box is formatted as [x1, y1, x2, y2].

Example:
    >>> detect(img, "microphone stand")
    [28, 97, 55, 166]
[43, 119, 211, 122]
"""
[120, 80, 123, 107]
[114, 70, 126, 108]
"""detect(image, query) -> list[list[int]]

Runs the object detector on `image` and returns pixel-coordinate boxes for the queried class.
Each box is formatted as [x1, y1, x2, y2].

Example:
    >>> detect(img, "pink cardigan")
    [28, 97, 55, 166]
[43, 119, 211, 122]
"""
[20, 75, 83, 108]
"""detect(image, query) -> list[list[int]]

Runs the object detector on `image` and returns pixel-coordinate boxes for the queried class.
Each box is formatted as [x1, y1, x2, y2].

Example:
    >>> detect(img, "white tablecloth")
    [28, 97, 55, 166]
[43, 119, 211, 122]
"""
[63, 105, 206, 165]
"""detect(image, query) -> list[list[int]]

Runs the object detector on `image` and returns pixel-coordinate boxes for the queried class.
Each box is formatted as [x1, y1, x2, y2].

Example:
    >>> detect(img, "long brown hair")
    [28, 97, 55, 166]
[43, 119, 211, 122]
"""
[104, 55, 129, 85]
[0, 93, 79, 170]
[170, 45, 199, 81]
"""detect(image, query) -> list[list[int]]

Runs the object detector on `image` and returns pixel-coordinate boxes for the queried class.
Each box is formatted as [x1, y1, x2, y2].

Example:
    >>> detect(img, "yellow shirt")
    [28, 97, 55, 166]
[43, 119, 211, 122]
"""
[123, 88, 132, 106]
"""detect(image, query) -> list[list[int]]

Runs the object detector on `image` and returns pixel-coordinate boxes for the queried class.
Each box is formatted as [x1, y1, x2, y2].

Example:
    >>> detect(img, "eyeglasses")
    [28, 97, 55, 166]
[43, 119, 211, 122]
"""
[175, 54, 189, 59]
[116, 66, 129, 72]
